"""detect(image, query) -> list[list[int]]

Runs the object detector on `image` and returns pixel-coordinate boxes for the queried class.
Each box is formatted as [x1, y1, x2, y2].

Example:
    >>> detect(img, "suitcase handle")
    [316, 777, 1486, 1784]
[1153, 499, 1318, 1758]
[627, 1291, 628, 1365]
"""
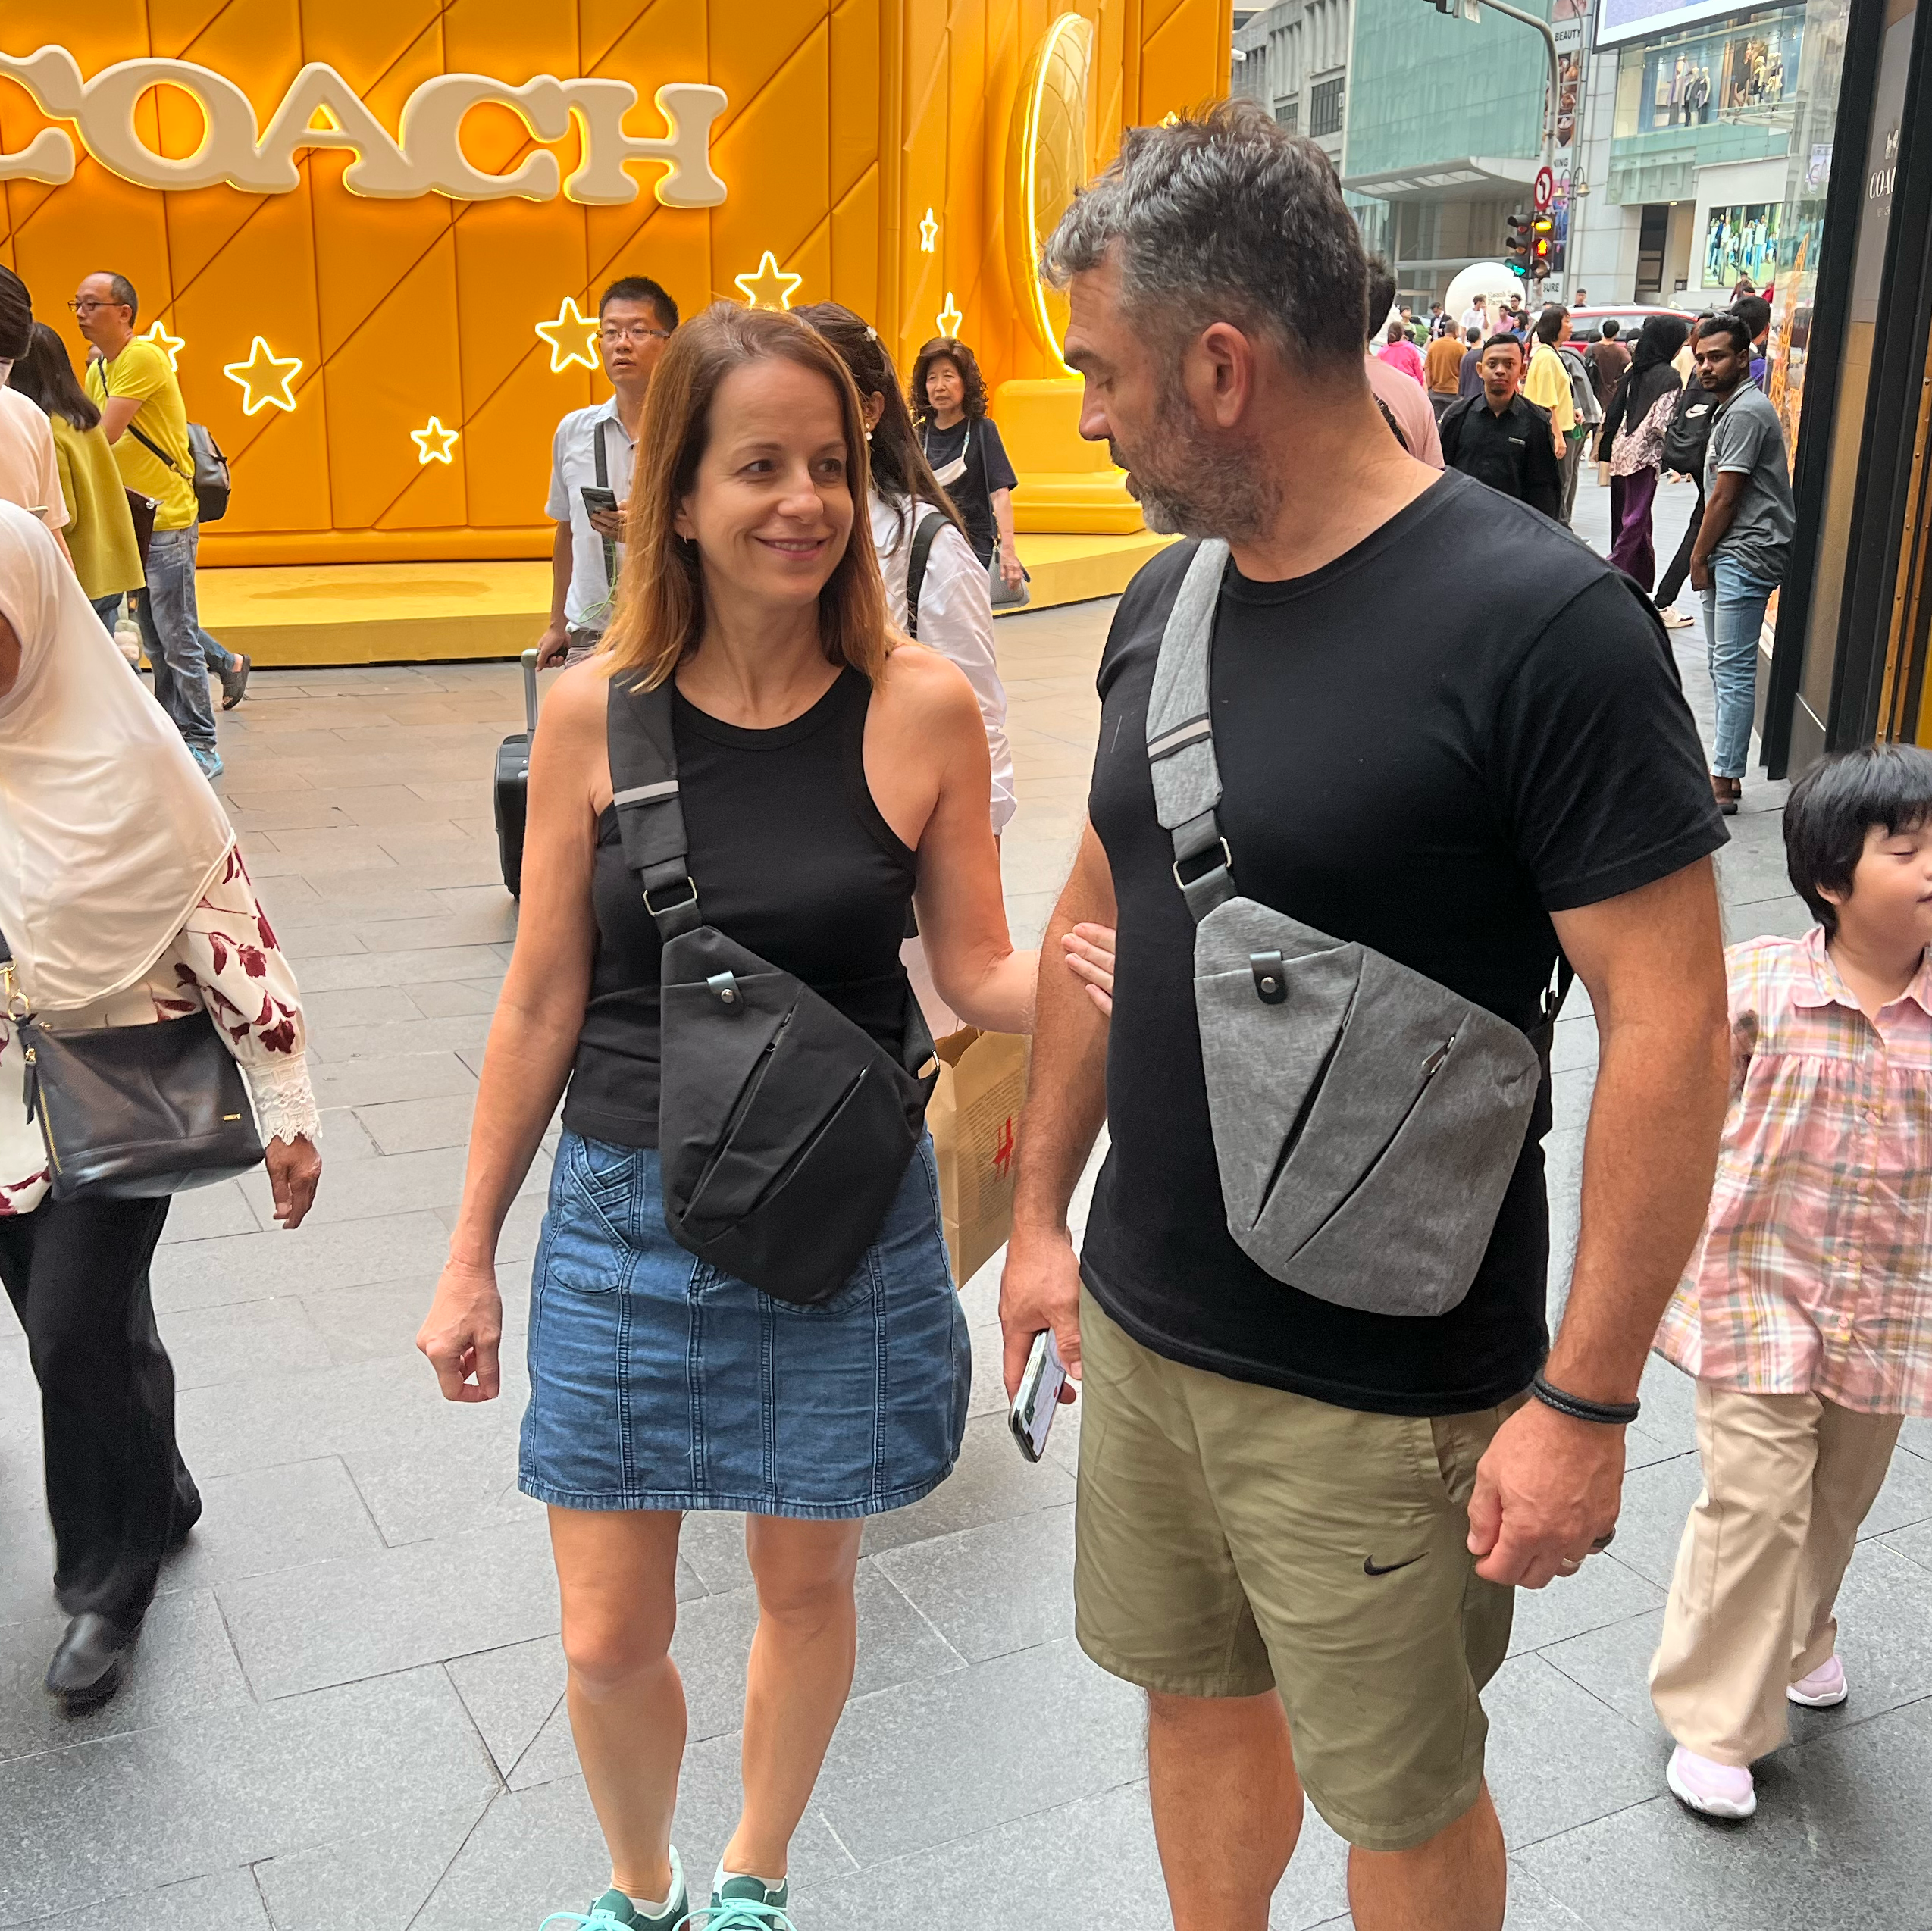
[521, 648, 540, 735]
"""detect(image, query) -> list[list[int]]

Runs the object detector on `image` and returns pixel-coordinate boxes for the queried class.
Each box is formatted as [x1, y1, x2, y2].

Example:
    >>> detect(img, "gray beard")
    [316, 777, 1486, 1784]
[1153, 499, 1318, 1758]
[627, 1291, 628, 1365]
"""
[1113, 417, 1276, 543]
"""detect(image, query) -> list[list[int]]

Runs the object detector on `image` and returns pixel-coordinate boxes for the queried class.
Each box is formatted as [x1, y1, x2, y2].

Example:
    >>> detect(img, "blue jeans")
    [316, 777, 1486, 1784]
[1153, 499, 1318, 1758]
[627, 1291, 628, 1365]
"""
[136, 524, 218, 752]
[1702, 557, 1777, 779]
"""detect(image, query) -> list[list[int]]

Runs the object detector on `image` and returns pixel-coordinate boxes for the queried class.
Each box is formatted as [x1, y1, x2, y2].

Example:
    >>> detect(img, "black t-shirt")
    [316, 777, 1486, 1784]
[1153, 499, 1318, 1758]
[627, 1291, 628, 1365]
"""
[1439, 393, 1564, 521]
[1082, 473, 1727, 1416]
[920, 415, 1018, 563]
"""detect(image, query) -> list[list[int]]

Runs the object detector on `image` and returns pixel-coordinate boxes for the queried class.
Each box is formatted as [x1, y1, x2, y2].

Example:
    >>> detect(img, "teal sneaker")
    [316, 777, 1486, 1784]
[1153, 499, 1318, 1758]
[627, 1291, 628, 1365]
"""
[701, 1869, 794, 1929]
[539, 1848, 689, 1931]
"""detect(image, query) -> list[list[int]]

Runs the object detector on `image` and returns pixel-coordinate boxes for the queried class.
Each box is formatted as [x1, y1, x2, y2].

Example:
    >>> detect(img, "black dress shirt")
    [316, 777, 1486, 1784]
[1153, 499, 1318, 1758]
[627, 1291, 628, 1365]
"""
[1438, 392, 1564, 521]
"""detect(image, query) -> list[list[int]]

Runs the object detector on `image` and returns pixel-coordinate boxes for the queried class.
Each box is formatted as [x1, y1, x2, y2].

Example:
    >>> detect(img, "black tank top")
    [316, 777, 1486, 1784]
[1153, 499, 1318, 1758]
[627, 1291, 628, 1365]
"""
[562, 666, 919, 1148]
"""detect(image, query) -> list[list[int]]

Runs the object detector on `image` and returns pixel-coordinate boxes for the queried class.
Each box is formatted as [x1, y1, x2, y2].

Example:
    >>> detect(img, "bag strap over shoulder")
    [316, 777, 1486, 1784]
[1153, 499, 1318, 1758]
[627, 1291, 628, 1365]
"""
[1145, 539, 1235, 923]
[606, 678, 703, 940]
[593, 418, 618, 591]
[903, 509, 947, 640]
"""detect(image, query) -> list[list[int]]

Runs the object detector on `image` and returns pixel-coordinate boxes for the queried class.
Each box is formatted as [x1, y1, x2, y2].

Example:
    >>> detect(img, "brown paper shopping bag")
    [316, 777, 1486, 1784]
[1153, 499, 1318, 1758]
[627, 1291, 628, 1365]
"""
[928, 1027, 1032, 1288]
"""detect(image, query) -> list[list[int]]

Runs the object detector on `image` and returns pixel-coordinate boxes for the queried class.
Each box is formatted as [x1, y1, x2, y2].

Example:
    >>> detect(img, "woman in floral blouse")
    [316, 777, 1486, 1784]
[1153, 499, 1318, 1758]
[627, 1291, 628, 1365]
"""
[0, 503, 322, 1707]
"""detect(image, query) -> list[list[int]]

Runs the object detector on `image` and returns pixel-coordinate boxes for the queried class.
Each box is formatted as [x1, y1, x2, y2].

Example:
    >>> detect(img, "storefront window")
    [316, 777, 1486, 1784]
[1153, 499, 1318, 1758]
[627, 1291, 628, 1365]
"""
[1612, 10, 1803, 136]
[1771, 0, 1918, 765]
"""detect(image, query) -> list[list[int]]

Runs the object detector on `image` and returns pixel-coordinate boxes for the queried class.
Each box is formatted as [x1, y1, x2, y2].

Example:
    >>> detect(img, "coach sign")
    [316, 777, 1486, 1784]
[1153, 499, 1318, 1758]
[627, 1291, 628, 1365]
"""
[0, 46, 728, 206]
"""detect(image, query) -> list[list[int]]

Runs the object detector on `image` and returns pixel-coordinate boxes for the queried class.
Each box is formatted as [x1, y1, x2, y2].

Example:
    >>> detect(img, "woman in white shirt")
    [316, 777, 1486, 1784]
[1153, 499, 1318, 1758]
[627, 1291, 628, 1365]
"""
[797, 304, 1015, 836]
[0, 504, 322, 1707]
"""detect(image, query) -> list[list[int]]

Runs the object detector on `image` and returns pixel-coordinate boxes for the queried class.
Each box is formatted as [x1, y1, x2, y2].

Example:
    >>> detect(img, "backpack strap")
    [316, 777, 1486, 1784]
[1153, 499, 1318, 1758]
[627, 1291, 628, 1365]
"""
[903, 509, 947, 640]
[606, 677, 703, 940]
[1144, 539, 1235, 924]
[1373, 392, 1410, 453]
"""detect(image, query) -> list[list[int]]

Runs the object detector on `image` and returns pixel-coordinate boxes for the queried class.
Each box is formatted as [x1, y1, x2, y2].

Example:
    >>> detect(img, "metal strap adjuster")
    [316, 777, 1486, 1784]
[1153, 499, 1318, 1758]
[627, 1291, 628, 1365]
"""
[1171, 838, 1232, 894]
[643, 876, 698, 918]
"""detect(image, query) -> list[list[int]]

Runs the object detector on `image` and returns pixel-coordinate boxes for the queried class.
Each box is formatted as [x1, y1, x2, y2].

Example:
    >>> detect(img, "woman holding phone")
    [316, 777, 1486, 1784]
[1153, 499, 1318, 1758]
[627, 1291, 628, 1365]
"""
[416, 303, 1033, 1931]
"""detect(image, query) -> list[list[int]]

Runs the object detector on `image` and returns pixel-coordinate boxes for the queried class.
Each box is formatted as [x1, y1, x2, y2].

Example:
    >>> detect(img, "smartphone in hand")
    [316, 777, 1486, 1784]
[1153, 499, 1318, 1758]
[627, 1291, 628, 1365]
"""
[1009, 1329, 1069, 1463]
[579, 486, 621, 517]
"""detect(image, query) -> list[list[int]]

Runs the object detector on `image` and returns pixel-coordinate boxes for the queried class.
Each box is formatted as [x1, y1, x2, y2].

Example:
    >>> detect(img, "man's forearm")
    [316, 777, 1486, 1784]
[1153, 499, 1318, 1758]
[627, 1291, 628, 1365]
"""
[1012, 840, 1113, 1236]
[1548, 1005, 1728, 1403]
[1690, 486, 1739, 568]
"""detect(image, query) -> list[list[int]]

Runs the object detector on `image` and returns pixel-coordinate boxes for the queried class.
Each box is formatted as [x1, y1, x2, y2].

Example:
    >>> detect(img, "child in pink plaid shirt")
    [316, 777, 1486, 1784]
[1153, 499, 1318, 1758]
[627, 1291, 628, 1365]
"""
[1649, 743, 1932, 1820]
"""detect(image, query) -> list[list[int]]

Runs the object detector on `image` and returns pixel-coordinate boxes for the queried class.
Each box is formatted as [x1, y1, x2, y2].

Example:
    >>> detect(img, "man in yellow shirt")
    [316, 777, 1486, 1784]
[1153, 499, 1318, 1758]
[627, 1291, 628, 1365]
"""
[1523, 304, 1584, 530]
[75, 271, 245, 779]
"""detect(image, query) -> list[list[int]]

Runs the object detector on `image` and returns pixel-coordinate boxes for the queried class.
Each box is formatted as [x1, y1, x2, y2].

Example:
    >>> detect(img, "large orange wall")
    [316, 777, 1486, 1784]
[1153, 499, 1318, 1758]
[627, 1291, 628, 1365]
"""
[0, 1, 1228, 567]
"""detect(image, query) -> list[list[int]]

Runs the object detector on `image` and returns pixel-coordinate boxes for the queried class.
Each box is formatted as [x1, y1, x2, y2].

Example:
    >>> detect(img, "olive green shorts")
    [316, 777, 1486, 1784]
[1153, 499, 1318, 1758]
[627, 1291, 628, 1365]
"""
[1073, 1287, 1520, 1852]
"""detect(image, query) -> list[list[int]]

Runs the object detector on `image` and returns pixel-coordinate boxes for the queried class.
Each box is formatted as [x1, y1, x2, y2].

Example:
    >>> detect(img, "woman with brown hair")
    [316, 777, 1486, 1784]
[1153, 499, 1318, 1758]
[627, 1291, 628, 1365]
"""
[910, 334, 1026, 597]
[415, 303, 1033, 1931]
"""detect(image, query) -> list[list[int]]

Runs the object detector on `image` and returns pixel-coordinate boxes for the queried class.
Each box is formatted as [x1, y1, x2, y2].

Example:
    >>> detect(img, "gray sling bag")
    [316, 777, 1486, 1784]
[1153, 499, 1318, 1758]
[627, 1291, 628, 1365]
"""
[1148, 540, 1553, 1319]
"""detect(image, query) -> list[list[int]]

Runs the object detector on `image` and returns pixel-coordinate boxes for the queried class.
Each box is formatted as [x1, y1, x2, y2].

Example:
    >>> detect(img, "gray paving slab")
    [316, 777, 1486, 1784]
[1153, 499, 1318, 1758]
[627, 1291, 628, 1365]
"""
[0, 1588, 252, 1764]
[0, 1665, 499, 1923]
[216, 1515, 562, 1698]
[17, 1867, 276, 1931]
[1516, 1697, 1932, 1931]
[252, 1802, 488, 1931]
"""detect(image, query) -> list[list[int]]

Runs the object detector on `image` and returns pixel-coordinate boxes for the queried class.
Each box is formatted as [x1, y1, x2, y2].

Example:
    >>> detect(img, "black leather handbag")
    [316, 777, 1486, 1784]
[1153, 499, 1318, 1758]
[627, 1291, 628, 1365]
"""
[2, 931, 265, 1201]
[607, 678, 939, 1306]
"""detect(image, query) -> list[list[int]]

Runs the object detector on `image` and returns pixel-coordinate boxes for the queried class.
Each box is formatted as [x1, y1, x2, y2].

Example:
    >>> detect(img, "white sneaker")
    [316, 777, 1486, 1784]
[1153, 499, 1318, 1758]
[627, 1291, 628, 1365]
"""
[1787, 1654, 1849, 1708]
[1667, 1744, 1756, 1819]
[1658, 604, 1695, 629]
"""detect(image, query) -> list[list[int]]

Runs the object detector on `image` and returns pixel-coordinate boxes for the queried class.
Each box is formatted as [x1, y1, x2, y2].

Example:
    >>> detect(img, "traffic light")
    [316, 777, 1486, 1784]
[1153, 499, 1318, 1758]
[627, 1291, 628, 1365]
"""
[1425, 0, 1456, 12]
[1504, 213, 1533, 278]
[1530, 212, 1555, 272]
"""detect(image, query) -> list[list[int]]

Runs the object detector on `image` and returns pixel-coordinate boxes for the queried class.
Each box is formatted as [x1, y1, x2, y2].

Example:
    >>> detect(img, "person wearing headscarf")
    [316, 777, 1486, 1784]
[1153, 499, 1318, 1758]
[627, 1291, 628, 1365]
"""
[1595, 314, 1690, 589]
[0, 503, 323, 1707]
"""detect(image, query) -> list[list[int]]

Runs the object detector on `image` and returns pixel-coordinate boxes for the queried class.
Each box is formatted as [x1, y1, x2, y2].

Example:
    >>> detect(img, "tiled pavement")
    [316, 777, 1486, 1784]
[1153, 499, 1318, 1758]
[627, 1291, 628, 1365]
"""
[5, 473, 1930, 1929]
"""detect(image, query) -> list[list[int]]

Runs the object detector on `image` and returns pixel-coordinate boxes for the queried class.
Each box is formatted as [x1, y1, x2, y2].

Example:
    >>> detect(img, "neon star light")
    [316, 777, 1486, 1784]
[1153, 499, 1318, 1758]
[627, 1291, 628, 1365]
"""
[936, 292, 964, 336]
[734, 250, 802, 311]
[536, 296, 600, 374]
[919, 207, 938, 252]
[411, 416, 460, 465]
[222, 336, 302, 415]
[142, 319, 184, 370]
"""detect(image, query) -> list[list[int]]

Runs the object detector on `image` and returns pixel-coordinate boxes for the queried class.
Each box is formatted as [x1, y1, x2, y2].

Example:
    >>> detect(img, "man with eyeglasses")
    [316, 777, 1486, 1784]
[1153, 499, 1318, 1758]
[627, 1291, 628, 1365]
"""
[536, 275, 679, 670]
[74, 270, 245, 779]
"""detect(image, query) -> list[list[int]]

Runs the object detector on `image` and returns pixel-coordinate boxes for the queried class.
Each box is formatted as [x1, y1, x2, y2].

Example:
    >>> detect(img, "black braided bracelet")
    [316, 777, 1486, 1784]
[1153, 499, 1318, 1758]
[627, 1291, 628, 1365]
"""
[1531, 1372, 1641, 1426]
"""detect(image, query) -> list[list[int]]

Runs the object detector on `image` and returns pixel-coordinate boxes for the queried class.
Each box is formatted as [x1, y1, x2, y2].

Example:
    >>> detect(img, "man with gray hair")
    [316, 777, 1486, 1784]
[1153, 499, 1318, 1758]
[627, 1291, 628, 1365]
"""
[1000, 101, 1732, 1930]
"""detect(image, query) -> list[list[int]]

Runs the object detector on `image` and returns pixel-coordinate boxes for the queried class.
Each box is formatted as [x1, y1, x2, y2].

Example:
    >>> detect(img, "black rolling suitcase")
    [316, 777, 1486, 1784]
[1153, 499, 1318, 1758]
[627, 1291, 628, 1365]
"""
[495, 649, 540, 897]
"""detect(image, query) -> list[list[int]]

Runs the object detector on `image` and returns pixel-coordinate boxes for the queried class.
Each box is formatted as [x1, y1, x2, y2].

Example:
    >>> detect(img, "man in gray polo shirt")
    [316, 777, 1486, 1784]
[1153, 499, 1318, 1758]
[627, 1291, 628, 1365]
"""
[1688, 311, 1795, 815]
[535, 276, 678, 668]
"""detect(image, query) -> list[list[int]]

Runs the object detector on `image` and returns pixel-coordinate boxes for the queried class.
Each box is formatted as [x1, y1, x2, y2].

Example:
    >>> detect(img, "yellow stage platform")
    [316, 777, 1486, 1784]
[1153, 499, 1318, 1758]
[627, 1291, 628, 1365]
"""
[196, 530, 1174, 668]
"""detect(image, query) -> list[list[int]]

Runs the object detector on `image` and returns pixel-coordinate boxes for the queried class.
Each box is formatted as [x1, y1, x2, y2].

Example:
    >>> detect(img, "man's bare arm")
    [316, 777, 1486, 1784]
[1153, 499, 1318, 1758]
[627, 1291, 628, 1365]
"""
[1468, 856, 1730, 1587]
[998, 824, 1116, 1398]
[1545, 855, 1730, 1401]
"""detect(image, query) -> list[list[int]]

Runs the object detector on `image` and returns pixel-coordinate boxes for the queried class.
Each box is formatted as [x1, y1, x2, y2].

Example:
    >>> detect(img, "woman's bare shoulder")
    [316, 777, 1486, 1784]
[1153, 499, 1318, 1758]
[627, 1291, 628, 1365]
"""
[876, 640, 979, 727]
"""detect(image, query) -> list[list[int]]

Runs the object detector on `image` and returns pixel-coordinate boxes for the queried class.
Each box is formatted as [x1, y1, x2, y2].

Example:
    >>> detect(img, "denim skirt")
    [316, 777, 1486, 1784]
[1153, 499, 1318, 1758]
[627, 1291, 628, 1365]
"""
[519, 1130, 971, 1516]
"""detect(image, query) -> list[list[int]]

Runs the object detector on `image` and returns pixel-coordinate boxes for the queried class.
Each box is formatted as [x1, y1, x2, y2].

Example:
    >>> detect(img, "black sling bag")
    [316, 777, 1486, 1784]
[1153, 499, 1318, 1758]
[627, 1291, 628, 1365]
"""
[607, 676, 940, 1305]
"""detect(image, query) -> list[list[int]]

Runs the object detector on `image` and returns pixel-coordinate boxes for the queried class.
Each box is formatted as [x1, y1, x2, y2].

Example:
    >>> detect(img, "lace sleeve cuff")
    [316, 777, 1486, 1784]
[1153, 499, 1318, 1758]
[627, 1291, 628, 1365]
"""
[246, 1052, 321, 1147]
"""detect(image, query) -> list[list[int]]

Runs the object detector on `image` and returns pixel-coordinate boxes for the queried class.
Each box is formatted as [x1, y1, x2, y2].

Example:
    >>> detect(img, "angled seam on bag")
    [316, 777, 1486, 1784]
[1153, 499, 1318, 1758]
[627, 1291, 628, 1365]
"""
[1144, 540, 1552, 1318]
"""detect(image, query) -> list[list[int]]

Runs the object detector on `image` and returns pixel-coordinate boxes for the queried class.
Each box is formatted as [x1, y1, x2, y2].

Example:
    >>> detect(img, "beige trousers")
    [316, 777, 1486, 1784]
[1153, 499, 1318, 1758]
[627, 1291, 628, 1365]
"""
[1649, 1382, 1902, 1764]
